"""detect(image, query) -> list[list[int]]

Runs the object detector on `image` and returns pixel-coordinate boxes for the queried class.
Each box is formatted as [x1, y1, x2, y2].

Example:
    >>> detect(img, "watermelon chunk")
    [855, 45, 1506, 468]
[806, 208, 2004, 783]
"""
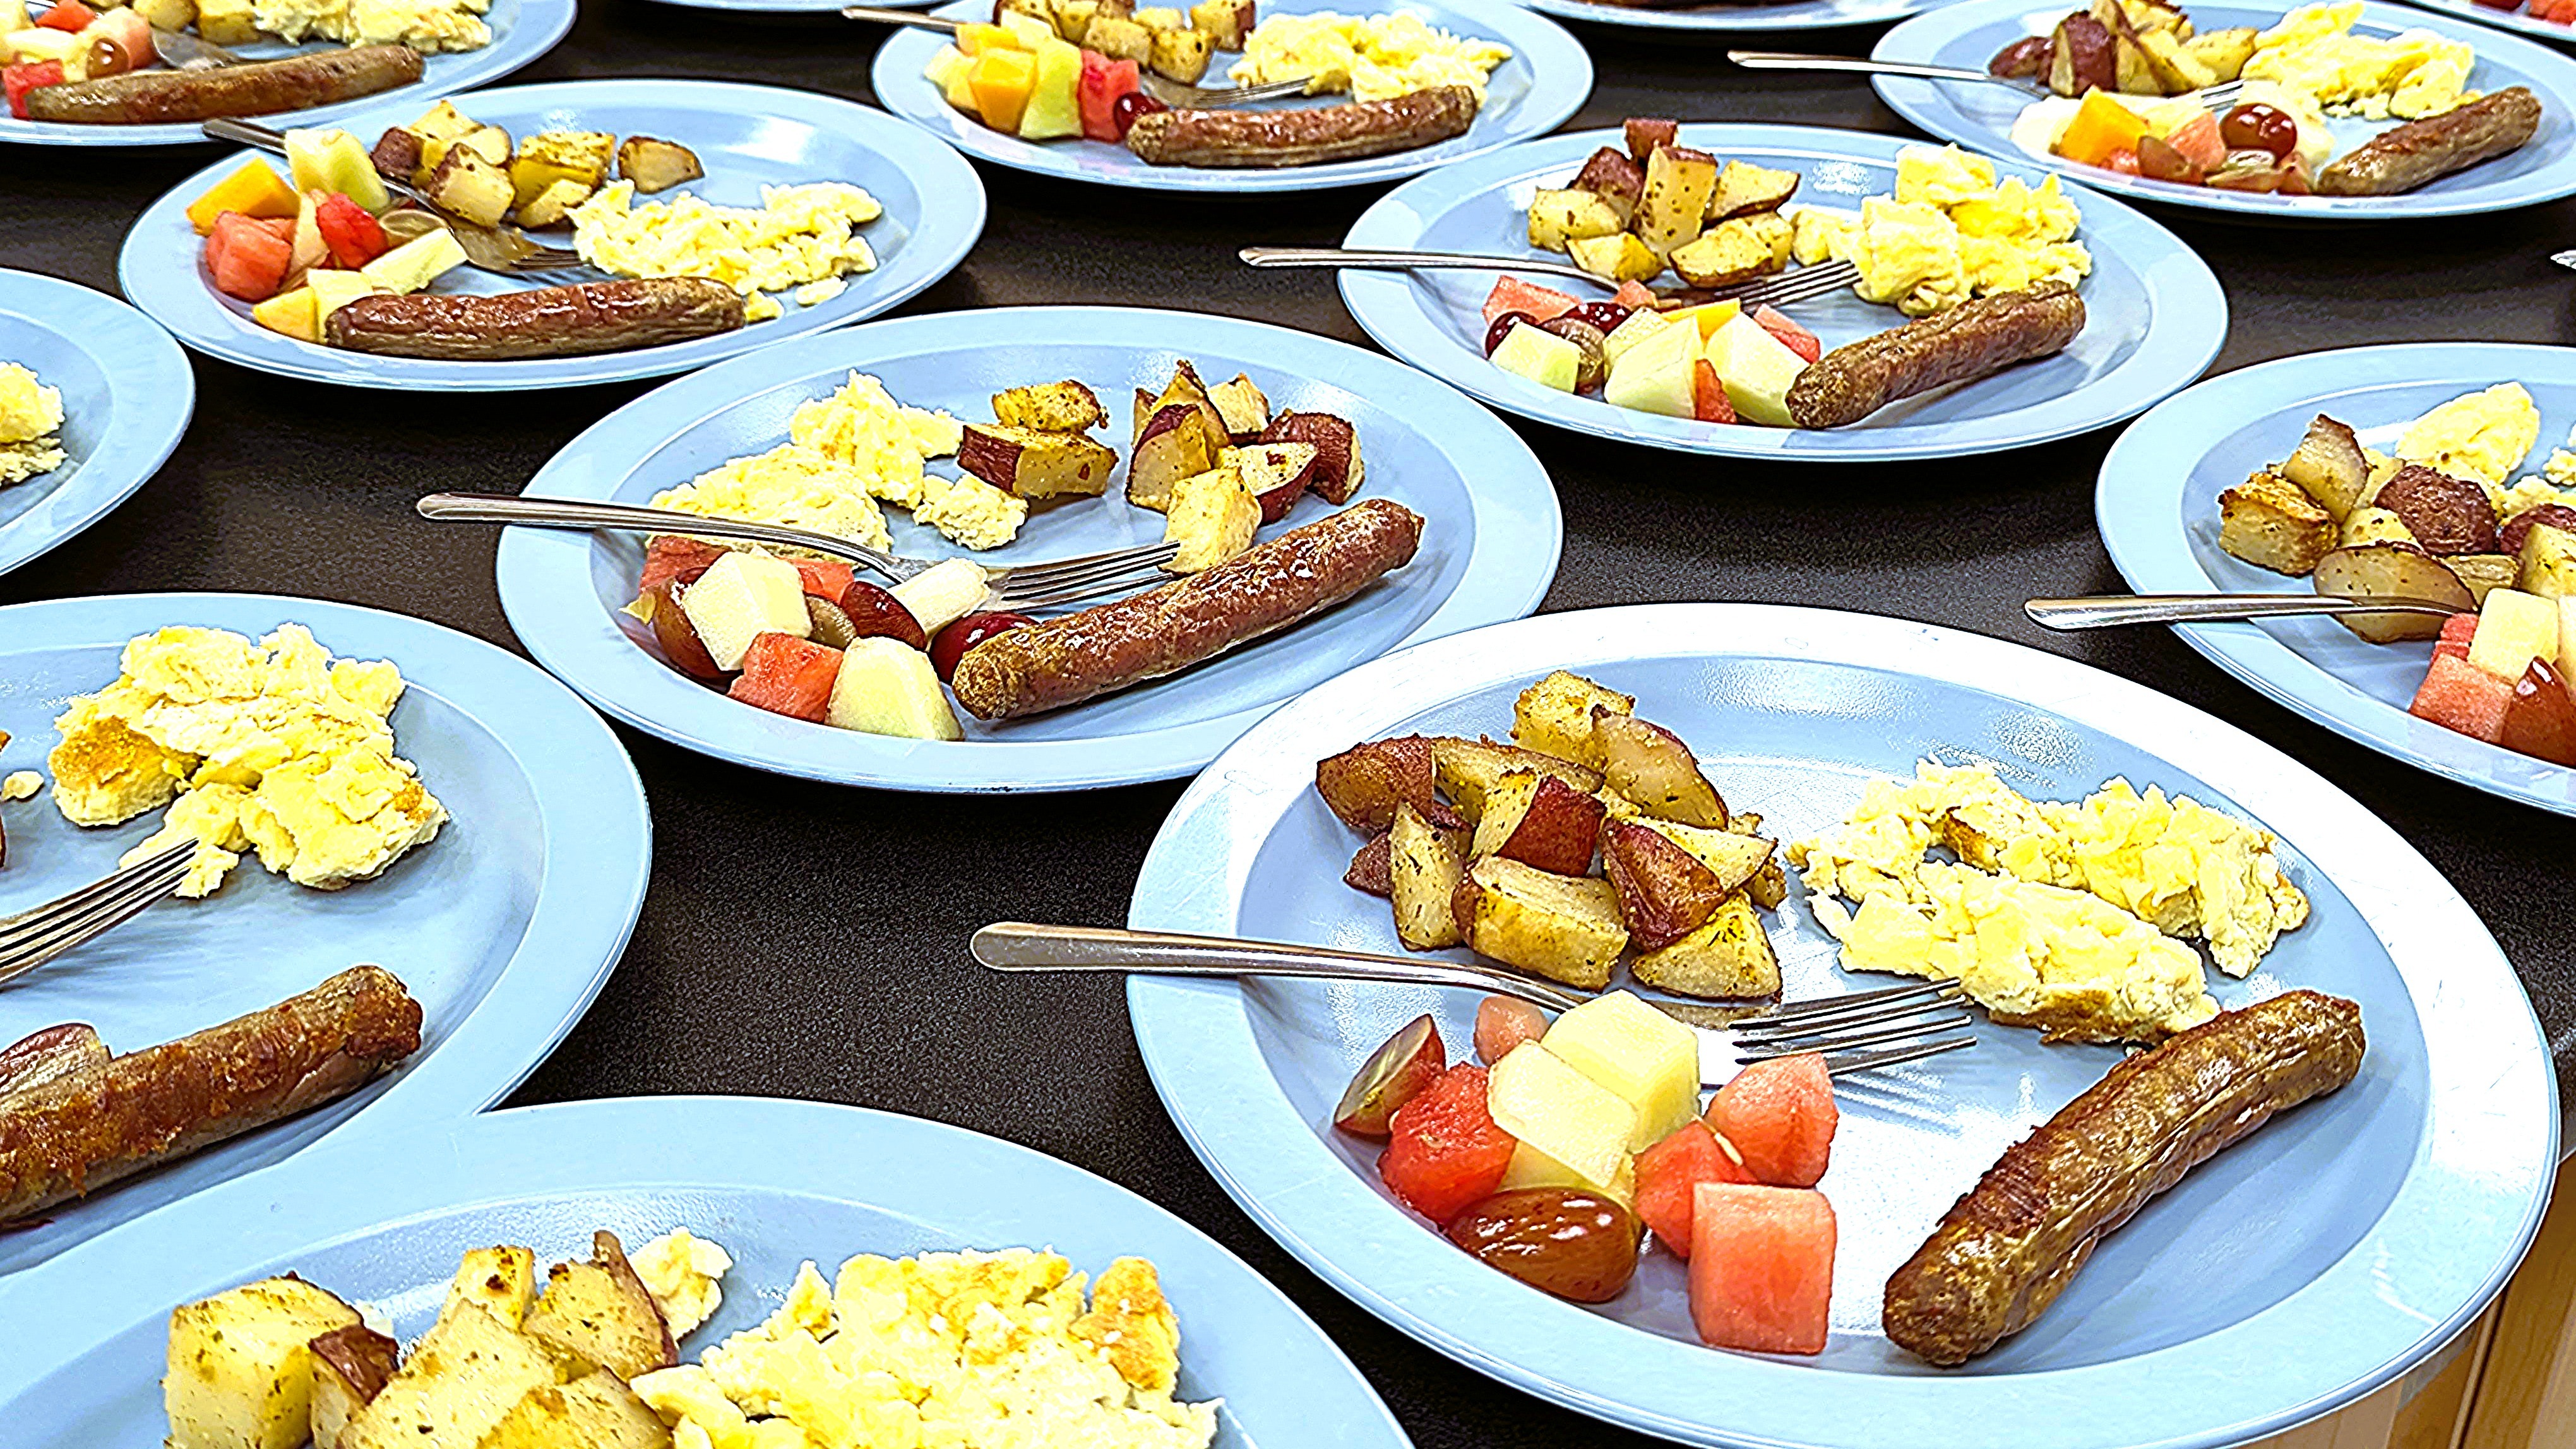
[789, 558, 856, 604]
[640, 535, 727, 595]
[1692, 359, 1736, 424]
[2410, 652, 2514, 743]
[1077, 51, 1142, 143]
[314, 191, 390, 269]
[6, 61, 63, 121]
[1752, 306, 1823, 364]
[1482, 277, 1580, 330]
[35, 0, 95, 30]
[1611, 280, 1658, 312]
[727, 632, 844, 722]
[2166, 110, 2225, 171]
[2433, 612, 2478, 662]
[1705, 1052, 1836, 1188]
[1689, 1183, 1835, 1356]
[1379, 1063, 1517, 1225]
[204, 210, 293, 302]
[1633, 1120, 1754, 1258]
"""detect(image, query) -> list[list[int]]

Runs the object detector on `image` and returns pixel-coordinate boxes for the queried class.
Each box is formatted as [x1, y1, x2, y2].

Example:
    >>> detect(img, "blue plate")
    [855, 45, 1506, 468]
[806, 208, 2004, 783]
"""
[1126, 603, 2556, 1449]
[870, 0, 1593, 193]
[496, 304, 1562, 792]
[2097, 342, 2576, 816]
[1511, 0, 1938, 34]
[0, 270, 192, 580]
[2400, 0, 2576, 46]
[117, 79, 986, 391]
[1338, 124, 2227, 460]
[1874, 0, 2576, 219]
[0, 0, 575, 148]
[0, 592, 650, 1278]
[0, 1096, 1414, 1445]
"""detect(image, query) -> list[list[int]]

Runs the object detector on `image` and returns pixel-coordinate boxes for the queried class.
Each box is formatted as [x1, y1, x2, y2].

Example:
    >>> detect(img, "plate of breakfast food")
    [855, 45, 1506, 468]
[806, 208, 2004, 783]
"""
[490, 304, 1561, 792]
[0, 1095, 1413, 1445]
[0, 0, 573, 146]
[868, 0, 1591, 192]
[1120, 602, 2554, 1449]
[2097, 342, 2576, 814]
[115, 77, 986, 390]
[0, 592, 650, 1279]
[1510, 0, 1935, 34]
[1872, 0, 2576, 217]
[2399, 0, 2576, 46]
[1332, 122, 2226, 460]
[0, 270, 192, 580]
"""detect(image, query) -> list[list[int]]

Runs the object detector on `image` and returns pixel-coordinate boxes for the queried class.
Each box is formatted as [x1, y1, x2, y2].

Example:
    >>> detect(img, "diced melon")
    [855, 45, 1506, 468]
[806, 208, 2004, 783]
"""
[1498, 1138, 1637, 1209]
[1705, 313, 1809, 429]
[1541, 990, 1700, 1148]
[1485, 1041, 1638, 1200]
[1017, 36, 1083, 140]
[1602, 316, 1699, 419]
[2410, 653, 2515, 743]
[1661, 299, 1741, 341]
[1633, 1119, 1751, 1258]
[1704, 1052, 1836, 1188]
[359, 229, 468, 295]
[4, 25, 80, 61]
[888, 558, 991, 636]
[680, 550, 810, 671]
[302, 268, 381, 323]
[2467, 588, 2560, 683]
[1688, 1183, 1835, 1355]
[2434, 611, 2478, 662]
[727, 632, 843, 722]
[1597, 307, 1671, 368]
[1481, 275, 1581, 330]
[1489, 321, 1581, 393]
[825, 637, 963, 740]
[282, 127, 388, 215]
[251, 285, 321, 343]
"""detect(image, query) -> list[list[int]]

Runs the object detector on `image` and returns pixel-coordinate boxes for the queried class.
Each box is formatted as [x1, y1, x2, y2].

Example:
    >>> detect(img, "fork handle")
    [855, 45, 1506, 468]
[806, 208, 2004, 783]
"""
[970, 921, 1594, 1012]
[1238, 246, 1606, 288]
[415, 492, 906, 581]
[840, 4, 961, 29]
[2025, 593, 2466, 629]
[1727, 50, 2024, 88]
[203, 116, 290, 153]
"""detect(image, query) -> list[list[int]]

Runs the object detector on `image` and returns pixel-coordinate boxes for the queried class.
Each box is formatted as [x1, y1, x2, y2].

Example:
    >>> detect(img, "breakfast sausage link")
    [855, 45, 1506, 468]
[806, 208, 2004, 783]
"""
[949, 498, 1425, 720]
[1786, 281, 2085, 429]
[324, 278, 748, 361]
[25, 45, 424, 125]
[1882, 989, 2365, 1366]
[2318, 87, 2543, 197]
[1123, 86, 1479, 168]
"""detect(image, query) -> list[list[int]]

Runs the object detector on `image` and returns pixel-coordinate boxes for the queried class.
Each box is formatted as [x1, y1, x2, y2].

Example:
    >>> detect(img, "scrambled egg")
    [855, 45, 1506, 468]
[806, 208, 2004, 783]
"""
[1, 770, 39, 802]
[631, 1246, 1217, 1449]
[1789, 146, 2089, 318]
[654, 445, 898, 553]
[48, 626, 444, 897]
[252, 0, 491, 53]
[1229, 11, 1510, 102]
[573, 182, 883, 325]
[2397, 381, 2541, 491]
[635, 1229, 736, 1339]
[0, 361, 66, 487]
[2243, 2, 2475, 120]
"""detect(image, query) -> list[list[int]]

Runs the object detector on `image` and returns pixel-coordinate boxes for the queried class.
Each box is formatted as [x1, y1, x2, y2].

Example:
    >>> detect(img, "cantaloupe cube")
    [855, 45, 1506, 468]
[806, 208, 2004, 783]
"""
[2468, 588, 2560, 683]
[1540, 991, 1700, 1148]
[679, 550, 809, 671]
[1485, 1041, 1638, 1200]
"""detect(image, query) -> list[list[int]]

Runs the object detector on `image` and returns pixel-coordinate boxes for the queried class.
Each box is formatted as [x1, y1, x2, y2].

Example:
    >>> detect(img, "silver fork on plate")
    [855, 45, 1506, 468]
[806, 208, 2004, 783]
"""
[1240, 247, 1864, 311]
[2025, 593, 2468, 629]
[971, 922, 1977, 1083]
[838, 5, 1311, 107]
[1726, 50, 2246, 110]
[416, 492, 1182, 612]
[0, 843, 196, 987]
[201, 117, 587, 276]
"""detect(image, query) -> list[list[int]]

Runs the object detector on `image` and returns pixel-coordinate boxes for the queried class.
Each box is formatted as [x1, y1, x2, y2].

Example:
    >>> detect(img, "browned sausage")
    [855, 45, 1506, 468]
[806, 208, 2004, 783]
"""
[325, 278, 748, 361]
[1883, 990, 2365, 1366]
[1124, 86, 1479, 168]
[1786, 281, 2085, 429]
[2318, 87, 2543, 196]
[0, 1024, 107, 1100]
[25, 45, 424, 125]
[950, 498, 1425, 719]
[0, 965, 422, 1225]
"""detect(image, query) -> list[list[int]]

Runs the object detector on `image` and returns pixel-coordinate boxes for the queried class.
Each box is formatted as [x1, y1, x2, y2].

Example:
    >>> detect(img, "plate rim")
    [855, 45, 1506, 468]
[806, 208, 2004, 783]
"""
[1336, 121, 2229, 461]
[112, 77, 988, 392]
[1513, 0, 1936, 32]
[0, 589, 653, 1272]
[0, 270, 194, 579]
[1122, 600, 2557, 1449]
[1871, 0, 2576, 220]
[2095, 338, 2576, 816]
[867, 0, 1596, 193]
[491, 302, 1564, 793]
[2395, 0, 2576, 47]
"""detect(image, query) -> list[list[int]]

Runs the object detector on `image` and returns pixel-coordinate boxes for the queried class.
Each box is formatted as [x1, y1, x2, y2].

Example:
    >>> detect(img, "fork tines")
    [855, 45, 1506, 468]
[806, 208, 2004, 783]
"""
[1712, 258, 1860, 312]
[1731, 977, 1976, 1078]
[0, 842, 196, 985]
[994, 540, 1183, 611]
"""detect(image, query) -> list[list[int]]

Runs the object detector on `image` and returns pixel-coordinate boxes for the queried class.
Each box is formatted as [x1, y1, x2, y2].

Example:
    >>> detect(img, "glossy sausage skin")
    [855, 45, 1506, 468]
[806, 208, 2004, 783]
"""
[2318, 87, 2542, 196]
[0, 965, 421, 1225]
[1124, 86, 1478, 168]
[325, 278, 747, 361]
[1786, 282, 2084, 429]
[949, 498, 1425, 719]
[25, 45, 423, 124]
[1882, 990, 2364, 1366]
[0, 1024, 108, 1100]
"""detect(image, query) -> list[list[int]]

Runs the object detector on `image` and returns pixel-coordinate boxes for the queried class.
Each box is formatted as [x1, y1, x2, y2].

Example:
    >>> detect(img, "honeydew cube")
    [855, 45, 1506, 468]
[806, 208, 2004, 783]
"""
[1489, 321, 1581, 393]
[887, 558, 991, 636]
[1705, 313, 1808, 429]
[1597, 307, 1672, 369]
[2468, 588, 2560, 683]
[1486, 1041, 1638, 1200]
[825, 637, 963, 741]
[358, 229, 468, 295]
[1541, 990, 1702, 1148]
[282, 127, 389, 215]
[1602, 316, 1699, 420]
[1499, 1138, 1637, 1209]
[679, 551, 809, 671]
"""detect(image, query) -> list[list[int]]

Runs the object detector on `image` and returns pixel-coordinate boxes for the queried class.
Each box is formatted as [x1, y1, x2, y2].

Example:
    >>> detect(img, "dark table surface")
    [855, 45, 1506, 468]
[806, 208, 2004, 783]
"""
[5, 7, 2571, 1443]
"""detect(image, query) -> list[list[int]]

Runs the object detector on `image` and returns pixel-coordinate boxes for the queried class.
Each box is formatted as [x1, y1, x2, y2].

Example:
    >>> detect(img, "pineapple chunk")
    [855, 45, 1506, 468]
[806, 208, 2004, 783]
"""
[358, 229, 468, 295]
[2468, 588, 2560, 681]
[679, 551, 810, 671]
[1540, 990, 1701, 1148]
[304, 269, 384, 324]
[825, 638, 964, 739]
[251, 286, 321, 343]
[1486, 1041, 1640, 1201]
[888, 558, 991, 636]
[1499, 1138, 1637, 1209]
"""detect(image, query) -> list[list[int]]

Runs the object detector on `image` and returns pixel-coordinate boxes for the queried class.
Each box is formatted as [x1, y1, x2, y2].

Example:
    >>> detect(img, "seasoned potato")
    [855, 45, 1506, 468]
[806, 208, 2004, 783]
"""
[959, 424, 1118, 499]
[1206, 374, 1270, 441]
[1635, 816, 1772, 893]
[2443, 553, 2520, 605]
[1669, 213, 1792, 289]
[482, 1372, 671, 1449]
[1707, 159, 1799, 221]
[1599, 817, 1728, 951]
[167, 1277, 361, 1449]
[1454, 856, 1628, 989]
[1571, 146, 1645, 225]
[2218, 470, 2336, 577]
[1314, 734, 1437, 832]
[1726, 811, 1788, 910]
[2522, 521, 2576, 599]
[1162, 464, 1260, 573]
[1139, 359, 1232, 454]
[513, 177, 591, 230]
[1124, 403, 1218, 512]
[1632, 893, 1780, 999]
[1082, 15, 1153, 63]
[2312, 542, 2476, 643]
[2376, 465, 2499, 555]
[2340, 505, 2416, 549]
[192, 0, 258, 46]
[424, 145, 512, 229]
[1568, 232, 1661, 284]
[1188, 0, 1253, 46]
[1429, 737, 1603, 821]
[443, 1245, 537, 1329]
[1345, 830, 1393, 897]
[508, 129, 612, 211]
[522, 1232, 677, 1383]
[343, 1304, 556, 1449]
[1390, 801, 1472, 950]
[1637, 145, 1720, 261]
[616, 136, 704, 194]
[1469, 770, 1605, 876]
[1510, 670, 1634, 768]
[2134, 28, 2214, 93]
[406, 98, 481, 146]
[2182, 25, 2257, 80]
[1528, 188, 1627, 253]
[993, 379, 1106, 433]
[308, 1325, 398, 1449]
[1132, 4, 1185, 24]
[2280, 413, 2369, 521]
[1594, 715, 1726, 828]
[133, 0, 195, 29]
[1147, 23, 1213, 82]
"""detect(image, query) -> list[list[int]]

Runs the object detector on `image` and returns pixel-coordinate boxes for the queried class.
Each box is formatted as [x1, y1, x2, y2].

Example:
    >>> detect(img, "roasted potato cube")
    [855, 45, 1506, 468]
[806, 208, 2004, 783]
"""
[1188, 0, 1252, 46]
[1511, 669, 1634, 768]
[1226, 440, 1318, 522]
[444, 1245, 538, 1329]
[1528, 187, 1627, 254]
[2522, 522, 2576, 599]
[1455, 856, 1628, 989]
[2312, 542, 2475, 643]
[1162, 464, 1260, 572]
[2048, 12, 2117, 97]
[508, 129, 612, 210]
[2375, 465, 2499, 555]
[455, 124, 511, 165]
[1133, 3, 1185, 23]
[522, 1232, 677, 1383]
[1345, 829, 1393, 897]
[1429, 736, 1603, 821]
[1315, 734, 1438, 832]
[2182, 25, 2257, 80]
[1631, 894, 1780, 999]
[407, 98, 480, 145]
[1568, 232, 1662, 284]
[1623, 117, 1678, 162]
[1637, 816, 1772, 893]
[1599, 816, 1729, 951]
[1390, 801, 1472, 950]
[1255, 410, 1363, 503]
[1469, 770, 1606, 876]
[960, 424, 1118, 499]
[342, 1304, 556, 1449]
[2281, 412, 2368, 521]
[1053, 0, 1101, 40]
[992, 379, 1107, 432]
[996, 0, 1050, 19]
[1570, 145, 1645, 225]
[2218, 470, 2336, 577]
[1147, 23, 1212, 81]
[308, 1326, 399, 1449]
[2340, 505, 2416, 548]
[1669, 213, 1791, 289]
[2444, 553, 2520, 605]
[133, 0, 194, 30]
[1637, 145, 1720, 260]
[1708, 159, 1799, 221]
[192, 0, 257, 46]
[1206, 373, 1270, 440]
[481, 1372, 671, 1449]
[166, 1277, 361, 1449]
[2112, 33, 2159, 94]
[1727, 811, 1787, 910]
[1594, 713, 1726, 828]
[616, 135, 703, 194]
[1082, 14, 1153, 61]
[2134, 28, 2214, 93]
[1141, 359, 1231, 451]
[1124, 402, 1218, 511]
[367, 126, 422, 185]
[425, 145, 513, 229]
[513, 177, 592, 229]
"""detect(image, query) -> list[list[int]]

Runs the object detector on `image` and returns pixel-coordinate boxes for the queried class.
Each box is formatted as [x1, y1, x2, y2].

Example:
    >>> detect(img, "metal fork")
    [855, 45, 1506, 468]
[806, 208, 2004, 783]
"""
[972, 922, 1978, 1083]
[2026, 593, 2468, 629]
[0, 844, 196, 987]
[1240, 247, 1863, 311]
[1727, 51, 2246, 111]
[838, 6, 1311, 107]
[201, 117, 587, 276]
[416, 492, 1182, 612]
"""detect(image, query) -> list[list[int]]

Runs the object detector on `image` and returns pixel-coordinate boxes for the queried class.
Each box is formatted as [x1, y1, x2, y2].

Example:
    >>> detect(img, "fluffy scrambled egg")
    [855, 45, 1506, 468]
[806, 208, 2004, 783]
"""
[573, 182, 882, 325]
[654, 445, 898, 552]
[1, 770, 40, 802]
[2243, 2, 2475, 120]
[48, 625, 444, 897]
[1789, 146, 2089, 318]
[252, 0, 490, 52]
[1229, 11, 1509, 102]
[631, 1246, 1217, 1449]
[2398, 381, 2540, 489]
[635, 1229, 736, 1339]
[0, 361, 66, 487]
